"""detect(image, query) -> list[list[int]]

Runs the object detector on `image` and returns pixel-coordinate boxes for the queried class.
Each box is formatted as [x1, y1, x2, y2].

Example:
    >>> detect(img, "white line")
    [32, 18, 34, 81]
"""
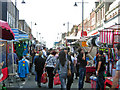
[22, 82, 26, 85]
[20, 86, 23, 88]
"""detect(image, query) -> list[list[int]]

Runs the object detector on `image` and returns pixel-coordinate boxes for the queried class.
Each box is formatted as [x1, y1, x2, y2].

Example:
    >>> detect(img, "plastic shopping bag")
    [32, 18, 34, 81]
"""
[41, 72, 48, 84]
[54, 74, 61, 85]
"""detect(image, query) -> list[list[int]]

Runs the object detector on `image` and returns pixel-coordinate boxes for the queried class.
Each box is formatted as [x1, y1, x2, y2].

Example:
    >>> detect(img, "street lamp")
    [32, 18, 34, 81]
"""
[74, 1, 84, 37]
[21, 0, 26, 4]
[74, 0, 88, 37]
[15, 0, 26, 28]
[31, 22, 37, 33]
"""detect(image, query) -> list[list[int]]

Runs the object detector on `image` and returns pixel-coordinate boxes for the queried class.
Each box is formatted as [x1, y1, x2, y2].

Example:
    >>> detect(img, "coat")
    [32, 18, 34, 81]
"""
[18, 59, 29, 78]
[34, 56, 45, 73]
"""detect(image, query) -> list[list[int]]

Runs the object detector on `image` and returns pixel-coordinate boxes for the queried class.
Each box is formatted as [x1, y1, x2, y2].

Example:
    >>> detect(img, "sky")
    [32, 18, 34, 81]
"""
[11, 0, 96, 48]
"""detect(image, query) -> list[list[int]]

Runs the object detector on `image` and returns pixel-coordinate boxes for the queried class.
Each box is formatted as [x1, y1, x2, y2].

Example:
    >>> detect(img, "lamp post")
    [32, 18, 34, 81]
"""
[74, 0, 88, 37]
[63, 22, 69, 36]
[31, 22, 37, 33]
[15, 0, 26, 28]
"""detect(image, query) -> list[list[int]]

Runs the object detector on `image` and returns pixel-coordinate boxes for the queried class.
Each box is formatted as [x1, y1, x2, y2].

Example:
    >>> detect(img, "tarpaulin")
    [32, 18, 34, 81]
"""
[0, 67, 8, 82]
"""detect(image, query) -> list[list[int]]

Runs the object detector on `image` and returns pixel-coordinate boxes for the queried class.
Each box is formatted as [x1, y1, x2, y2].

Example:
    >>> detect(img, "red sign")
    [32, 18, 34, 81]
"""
[81, 31, 87, 36]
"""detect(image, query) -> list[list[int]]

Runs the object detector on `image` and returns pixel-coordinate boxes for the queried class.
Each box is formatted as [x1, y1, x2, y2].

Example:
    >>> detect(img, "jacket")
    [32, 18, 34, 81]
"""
[34, 56, 45, 72]
[18, 59, 29, 78]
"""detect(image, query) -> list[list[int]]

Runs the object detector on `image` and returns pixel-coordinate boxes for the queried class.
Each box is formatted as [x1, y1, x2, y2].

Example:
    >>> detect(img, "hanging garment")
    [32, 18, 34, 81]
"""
[23, 43, 28, 56]
[16, 42, 24, 59]
[18, 59, 29, 78]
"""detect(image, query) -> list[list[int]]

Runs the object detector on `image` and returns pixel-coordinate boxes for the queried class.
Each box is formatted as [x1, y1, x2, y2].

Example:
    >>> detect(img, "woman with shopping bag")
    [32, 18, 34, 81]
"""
[45, 50, 57, 89]
[54, 73, 61, 85]
[34, 51, 46, 88]
[54, 50, 71, 90]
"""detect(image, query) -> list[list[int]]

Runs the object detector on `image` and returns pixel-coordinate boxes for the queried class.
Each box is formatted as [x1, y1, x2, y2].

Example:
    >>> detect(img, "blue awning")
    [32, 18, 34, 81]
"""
[12, 29, 29, 40]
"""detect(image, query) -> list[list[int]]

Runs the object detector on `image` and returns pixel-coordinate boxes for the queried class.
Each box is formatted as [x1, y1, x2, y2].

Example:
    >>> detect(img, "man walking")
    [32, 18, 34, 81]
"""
[77, 45, 93, 90]
[96, 49, 106, 90]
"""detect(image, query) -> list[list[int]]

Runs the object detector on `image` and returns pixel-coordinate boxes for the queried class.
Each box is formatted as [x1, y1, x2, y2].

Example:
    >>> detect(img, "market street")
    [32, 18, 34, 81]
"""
[0, 0, 120, 89]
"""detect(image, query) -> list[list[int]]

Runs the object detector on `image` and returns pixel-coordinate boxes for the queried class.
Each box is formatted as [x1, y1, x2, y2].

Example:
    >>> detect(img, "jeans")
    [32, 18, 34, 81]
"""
[59, 73, 67, 90]
[96, 71, 104, 90]
[78, 67, 86, 89]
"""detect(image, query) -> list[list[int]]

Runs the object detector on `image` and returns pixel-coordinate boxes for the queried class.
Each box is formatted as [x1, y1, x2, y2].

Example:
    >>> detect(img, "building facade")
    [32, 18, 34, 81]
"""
[0, 0, 19, 28]
[18, 20, 31, 35]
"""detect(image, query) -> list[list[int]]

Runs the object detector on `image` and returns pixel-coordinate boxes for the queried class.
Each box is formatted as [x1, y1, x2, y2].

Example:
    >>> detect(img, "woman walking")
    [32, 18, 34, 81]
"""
[45, 50, 56, 89]
[54, 50, 70, 90]
[34, 51, 45, 88]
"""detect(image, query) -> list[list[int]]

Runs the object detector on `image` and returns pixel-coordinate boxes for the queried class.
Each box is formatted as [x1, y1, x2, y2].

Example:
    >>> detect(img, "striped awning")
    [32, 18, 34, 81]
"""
[12, 29, 29, 40]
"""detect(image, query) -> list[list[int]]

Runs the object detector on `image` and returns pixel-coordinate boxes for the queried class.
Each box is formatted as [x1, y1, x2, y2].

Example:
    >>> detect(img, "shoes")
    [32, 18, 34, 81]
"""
[38, 85, 41, 88]
[75, 77, 78, 79]
[37, 83, 41, 88]
[21, 78, 25, 81]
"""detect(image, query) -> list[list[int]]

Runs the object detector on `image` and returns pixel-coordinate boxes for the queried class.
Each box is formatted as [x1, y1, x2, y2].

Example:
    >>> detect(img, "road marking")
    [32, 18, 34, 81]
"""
[20, 86, 23, 88]
[22, 82, 25, 85]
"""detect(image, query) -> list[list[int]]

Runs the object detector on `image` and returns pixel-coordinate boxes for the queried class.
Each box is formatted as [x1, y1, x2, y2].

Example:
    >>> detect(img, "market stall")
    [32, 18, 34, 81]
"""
[89, 24, 120, 89]
[0, 20, 15, 87]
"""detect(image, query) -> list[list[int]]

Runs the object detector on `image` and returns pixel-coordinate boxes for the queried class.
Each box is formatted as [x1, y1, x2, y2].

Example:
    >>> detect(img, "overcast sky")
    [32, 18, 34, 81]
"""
[11, 0, 96, 48]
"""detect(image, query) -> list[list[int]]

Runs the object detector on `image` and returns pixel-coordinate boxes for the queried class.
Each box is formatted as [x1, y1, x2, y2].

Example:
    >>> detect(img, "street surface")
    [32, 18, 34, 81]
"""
[4, 73, 91, 89]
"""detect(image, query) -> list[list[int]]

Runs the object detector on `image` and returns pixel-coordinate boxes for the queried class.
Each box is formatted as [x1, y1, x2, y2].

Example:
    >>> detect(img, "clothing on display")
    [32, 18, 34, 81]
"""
[23, 43, 28, 56]
[18, 58, 29, 78]
[16, 42, 24, 59]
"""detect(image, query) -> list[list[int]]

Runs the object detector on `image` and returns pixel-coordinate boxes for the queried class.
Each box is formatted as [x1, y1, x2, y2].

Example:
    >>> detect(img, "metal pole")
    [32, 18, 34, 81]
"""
[82, 0, 84, 37]
[67, 22, 69, 36]
[31, 22, 32, 33]
[15, 0, 17, 28]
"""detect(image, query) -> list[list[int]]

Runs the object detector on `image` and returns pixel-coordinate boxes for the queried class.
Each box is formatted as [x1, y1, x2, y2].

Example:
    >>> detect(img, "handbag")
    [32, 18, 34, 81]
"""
[41, 72, 48, 84]
[67, 61, 71, 76]
[54, 74, 61, 85]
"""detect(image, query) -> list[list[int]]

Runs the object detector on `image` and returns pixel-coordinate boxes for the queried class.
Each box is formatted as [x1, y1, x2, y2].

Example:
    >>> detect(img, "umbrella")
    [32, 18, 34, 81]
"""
[0, 20, 15, 40]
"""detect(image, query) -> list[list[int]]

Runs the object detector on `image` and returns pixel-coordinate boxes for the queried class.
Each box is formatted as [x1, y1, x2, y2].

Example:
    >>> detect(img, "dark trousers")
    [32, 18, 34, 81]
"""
[79, 67, 86, 89]
[76, 64, 79, 78]
[96, 71, 104, 90]
[67, 73, 74, 90]
[36, 71, 42, 85]
[46, 67, 54, 88]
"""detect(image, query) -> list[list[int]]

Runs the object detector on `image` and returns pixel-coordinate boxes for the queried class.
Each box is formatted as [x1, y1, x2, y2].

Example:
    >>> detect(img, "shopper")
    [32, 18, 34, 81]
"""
[96, 50, 106, 90]
[112, 43, 120, 88]
[70, 52, 76, 80]
[77, 45, 93, 90]
[31, 49, 36, 64]
[42, 47, 47, 59]
[34, 51, 45, 88]
[45, 50, 56, 89]
[64, 48, 73, 90]
[31, 51, 39, 75]
[54, 50, 70, 89]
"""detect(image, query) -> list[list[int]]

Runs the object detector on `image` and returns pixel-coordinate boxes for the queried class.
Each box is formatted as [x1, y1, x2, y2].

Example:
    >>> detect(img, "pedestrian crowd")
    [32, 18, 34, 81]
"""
[3, 43, 120, 90]
[31, 46, 94, 90]
[31, 43, 120, 90]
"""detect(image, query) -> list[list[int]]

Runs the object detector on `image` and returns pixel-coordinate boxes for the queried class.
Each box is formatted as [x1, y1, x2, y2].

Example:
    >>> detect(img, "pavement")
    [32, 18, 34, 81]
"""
[4, 73, 91, 89]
